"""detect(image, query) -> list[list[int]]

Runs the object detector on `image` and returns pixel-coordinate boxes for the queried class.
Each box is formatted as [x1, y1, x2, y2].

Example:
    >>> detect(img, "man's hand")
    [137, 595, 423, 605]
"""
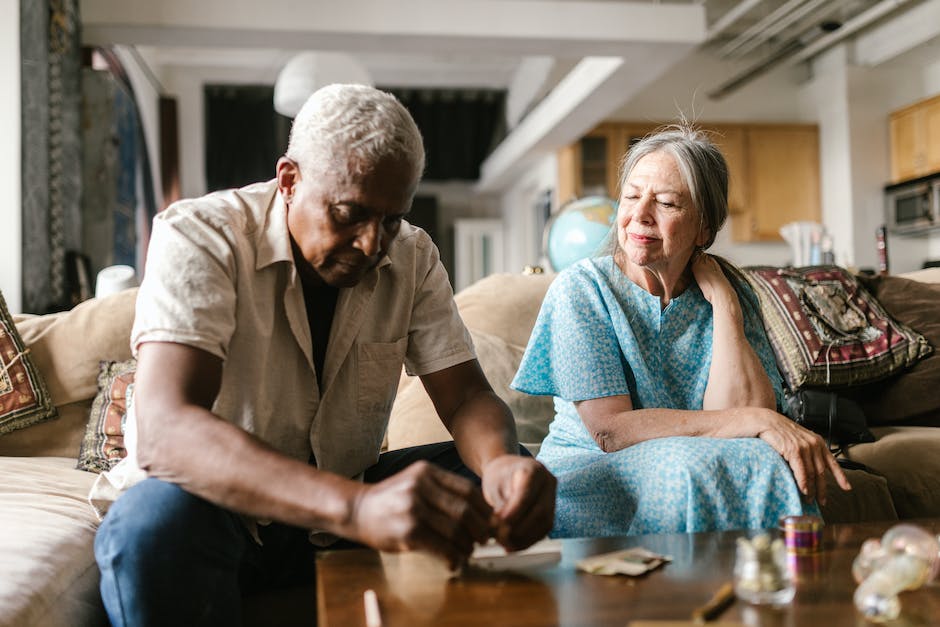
[752, 408, 852, 506]
[349, 461, 494, 569]
[481, 455, 556, 551]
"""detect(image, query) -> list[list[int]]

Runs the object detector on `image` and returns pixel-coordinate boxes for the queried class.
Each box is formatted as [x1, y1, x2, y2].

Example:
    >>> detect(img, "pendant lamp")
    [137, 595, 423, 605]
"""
[273, 52, 373, 117]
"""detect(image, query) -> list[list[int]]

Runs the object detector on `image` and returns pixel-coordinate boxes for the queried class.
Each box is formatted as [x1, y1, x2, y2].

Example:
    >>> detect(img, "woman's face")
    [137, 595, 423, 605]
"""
[616, 151, 708, 274]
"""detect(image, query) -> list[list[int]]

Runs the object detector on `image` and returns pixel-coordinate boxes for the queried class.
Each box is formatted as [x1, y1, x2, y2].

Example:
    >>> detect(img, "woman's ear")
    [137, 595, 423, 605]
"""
[696, 226, 711, 248]
[276, 157, 299, 202]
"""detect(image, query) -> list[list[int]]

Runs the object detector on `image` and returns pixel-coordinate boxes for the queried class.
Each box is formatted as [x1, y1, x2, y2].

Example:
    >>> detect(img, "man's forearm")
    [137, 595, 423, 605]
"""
[445, 390, 519, 475]
[137, 405, 363, 536]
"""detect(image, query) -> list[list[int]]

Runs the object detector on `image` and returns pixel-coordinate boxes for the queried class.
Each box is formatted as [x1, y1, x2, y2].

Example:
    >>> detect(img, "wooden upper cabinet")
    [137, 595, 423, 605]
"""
[890, 93, 940, 183]
[558, 121, 819, 242]
[742, 125, 820, 241]
[708, 125, 747, 215]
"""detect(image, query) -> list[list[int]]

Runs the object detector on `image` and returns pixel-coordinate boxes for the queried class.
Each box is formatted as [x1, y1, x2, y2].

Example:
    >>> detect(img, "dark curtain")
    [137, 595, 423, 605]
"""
[204, 85, 291, 191]
[385, 88, 507, 181]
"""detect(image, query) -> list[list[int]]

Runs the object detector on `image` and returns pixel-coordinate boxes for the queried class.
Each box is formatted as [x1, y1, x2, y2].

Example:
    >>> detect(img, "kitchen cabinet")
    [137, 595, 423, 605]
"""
[736, 125, 820, 242]
[889, 93, 940, 183]
[558, 122, 820, 242]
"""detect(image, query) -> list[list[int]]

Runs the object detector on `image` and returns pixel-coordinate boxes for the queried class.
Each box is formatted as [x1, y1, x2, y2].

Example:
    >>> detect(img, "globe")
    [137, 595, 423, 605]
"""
[546, 196, 617, 271]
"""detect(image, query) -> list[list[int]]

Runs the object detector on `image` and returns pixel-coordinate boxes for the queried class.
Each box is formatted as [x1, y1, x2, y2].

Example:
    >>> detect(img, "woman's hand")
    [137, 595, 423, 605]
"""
[691, 253, 737, 306]
[750, 408, 853, 506]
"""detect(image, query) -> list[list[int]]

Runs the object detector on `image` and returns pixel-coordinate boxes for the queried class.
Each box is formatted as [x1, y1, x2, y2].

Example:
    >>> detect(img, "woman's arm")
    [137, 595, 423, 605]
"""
[693, 255, 776, 411]
[576, 395, 851, 505]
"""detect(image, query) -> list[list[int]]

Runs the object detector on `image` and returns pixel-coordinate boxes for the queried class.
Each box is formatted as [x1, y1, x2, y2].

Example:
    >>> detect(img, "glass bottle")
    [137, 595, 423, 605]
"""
[733, 534, 796, 606]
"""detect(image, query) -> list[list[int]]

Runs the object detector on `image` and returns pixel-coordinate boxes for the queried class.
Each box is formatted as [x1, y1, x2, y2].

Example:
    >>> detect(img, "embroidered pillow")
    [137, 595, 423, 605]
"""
[743, 266, 932, 390]
[77, 359, 136, 473]
[0, 291, 58, 434]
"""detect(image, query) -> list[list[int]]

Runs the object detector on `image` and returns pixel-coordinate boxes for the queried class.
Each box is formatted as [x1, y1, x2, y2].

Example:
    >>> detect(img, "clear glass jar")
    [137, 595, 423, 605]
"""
[733, 534, 796, 606]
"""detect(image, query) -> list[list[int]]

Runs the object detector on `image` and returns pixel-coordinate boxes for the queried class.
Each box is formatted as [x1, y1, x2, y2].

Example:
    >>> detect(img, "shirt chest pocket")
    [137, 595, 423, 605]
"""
[357, 337, 408, 418]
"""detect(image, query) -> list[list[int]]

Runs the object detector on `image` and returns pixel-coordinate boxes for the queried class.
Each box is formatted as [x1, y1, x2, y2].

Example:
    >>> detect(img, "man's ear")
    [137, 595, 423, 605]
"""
[276, 157, 299, 201]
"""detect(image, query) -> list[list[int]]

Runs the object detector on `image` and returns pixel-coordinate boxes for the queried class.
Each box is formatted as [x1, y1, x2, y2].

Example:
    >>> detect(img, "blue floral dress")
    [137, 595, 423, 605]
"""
[512, 256, 817, 538]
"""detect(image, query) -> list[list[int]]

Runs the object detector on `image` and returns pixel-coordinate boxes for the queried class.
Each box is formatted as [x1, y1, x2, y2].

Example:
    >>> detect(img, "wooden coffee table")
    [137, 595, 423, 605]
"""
[316, 519, 940, 626]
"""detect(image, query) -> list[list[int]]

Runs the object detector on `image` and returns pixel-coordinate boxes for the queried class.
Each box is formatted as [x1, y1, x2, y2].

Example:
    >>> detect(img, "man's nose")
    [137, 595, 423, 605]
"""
[353, 219, 382, 257]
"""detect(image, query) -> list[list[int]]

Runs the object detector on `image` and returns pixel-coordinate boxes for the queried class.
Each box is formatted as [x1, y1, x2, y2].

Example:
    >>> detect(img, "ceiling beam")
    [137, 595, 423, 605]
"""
[852, 0, 940, 67]
[81, 0, 705, 55]
[476, 42, 696, 192]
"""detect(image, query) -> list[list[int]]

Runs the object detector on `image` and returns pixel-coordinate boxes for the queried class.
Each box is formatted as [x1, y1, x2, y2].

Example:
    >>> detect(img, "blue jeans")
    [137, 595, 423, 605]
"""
[94, 441, 482, 627]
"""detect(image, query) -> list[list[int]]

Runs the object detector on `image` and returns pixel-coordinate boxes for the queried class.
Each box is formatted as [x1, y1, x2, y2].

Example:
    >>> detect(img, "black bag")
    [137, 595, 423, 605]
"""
[783, 389, 876, 450]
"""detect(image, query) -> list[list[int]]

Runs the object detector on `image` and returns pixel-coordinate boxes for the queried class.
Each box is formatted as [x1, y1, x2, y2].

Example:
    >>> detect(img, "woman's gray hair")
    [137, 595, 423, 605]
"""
[285, 84, 425, 184]
[617, 124, 729, 250]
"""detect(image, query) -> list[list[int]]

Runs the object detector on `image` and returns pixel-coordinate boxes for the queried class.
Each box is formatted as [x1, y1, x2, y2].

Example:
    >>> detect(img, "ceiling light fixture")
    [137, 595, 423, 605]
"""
[273, 51, 373, 118]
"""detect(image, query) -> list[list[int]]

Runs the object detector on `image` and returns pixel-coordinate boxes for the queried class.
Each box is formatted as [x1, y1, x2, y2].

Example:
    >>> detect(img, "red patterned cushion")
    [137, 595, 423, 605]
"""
[743, 266, 932, 390]
[77, 359, 136, 473]
[0, 291, 57, 434]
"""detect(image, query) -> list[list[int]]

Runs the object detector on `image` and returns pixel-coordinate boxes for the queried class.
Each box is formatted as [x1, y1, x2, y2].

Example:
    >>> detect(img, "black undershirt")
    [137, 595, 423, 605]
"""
[301, 279, 338, 390]
[292, 242, 339, 389]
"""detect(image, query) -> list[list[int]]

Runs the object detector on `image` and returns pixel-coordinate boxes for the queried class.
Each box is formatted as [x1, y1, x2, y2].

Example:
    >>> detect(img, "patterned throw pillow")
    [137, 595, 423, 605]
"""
[0, 291, 58, 434]
[78, 359, 136, 473]
[743, 266, 932, 390]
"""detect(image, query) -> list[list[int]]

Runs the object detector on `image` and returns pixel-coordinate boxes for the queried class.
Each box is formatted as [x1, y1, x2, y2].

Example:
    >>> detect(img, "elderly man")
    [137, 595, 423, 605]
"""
[92, 84, 556, 626]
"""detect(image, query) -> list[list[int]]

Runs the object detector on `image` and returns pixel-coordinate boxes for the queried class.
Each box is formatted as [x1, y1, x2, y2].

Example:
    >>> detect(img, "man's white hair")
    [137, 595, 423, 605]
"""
[285, 84, 425, 184]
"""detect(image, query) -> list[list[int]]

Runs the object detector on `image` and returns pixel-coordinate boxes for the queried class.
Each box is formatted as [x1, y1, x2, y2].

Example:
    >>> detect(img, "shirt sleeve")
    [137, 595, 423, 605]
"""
[131, 206, 238, 360]
[511, 265, 630, 401]
[401, 231, 475, 376]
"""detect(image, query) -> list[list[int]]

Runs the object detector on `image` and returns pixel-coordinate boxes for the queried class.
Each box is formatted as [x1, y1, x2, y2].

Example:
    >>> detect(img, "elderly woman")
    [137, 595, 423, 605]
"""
[512, 125, 851, 538]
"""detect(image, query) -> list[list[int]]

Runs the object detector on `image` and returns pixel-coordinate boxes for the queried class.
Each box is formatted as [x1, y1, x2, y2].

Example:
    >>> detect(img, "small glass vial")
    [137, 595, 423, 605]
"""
[734, 534, 796, 606]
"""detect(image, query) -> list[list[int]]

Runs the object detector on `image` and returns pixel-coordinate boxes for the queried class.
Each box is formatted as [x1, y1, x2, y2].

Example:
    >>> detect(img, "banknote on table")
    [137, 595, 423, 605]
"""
[576, 546, 672, 576]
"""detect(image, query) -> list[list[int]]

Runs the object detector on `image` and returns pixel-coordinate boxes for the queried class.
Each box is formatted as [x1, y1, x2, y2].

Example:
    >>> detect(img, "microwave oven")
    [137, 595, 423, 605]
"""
[885, 175, 940, 234]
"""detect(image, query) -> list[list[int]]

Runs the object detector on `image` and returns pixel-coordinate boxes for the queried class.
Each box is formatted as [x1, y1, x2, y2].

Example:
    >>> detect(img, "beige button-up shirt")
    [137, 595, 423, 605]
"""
[106, 180, 474, 490]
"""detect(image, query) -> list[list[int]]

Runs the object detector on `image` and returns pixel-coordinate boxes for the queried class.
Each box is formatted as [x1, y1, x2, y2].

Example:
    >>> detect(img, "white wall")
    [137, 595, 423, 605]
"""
[113, 46, 164, 212]
[416, 181, 500, 281]
[1, 0, 21, 312]
[610, 50, 812, 124]
[499, 154, 557, 274]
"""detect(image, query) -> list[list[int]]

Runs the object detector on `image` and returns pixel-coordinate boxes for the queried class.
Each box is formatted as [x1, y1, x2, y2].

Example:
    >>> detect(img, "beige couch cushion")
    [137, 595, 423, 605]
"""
[453, 272, 554, 348]
[818, 468, 897, 524]
[1, 290, 138, 460]
[0, 457, 104, 626]
[843, 426, 940, 518]
[14, 289, 137, 408]
[386, 329, 554, 452]
[387, 273, 556, 452]
[0, 401, 92, 458]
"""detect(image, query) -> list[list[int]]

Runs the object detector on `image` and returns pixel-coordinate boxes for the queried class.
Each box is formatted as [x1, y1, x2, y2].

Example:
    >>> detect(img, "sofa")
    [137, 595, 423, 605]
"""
[386, 265, 940, 526]
[1, 267, 938, 626]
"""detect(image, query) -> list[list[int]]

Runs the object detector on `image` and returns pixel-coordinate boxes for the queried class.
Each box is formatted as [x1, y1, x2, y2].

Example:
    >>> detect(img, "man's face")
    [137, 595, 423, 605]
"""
[277, 156, 416, 287]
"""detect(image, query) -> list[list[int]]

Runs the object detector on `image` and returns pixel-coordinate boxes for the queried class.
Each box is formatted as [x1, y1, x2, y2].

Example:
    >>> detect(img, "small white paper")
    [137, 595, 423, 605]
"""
[467, 538, 562, 570]
[576, 547, 672, 576]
